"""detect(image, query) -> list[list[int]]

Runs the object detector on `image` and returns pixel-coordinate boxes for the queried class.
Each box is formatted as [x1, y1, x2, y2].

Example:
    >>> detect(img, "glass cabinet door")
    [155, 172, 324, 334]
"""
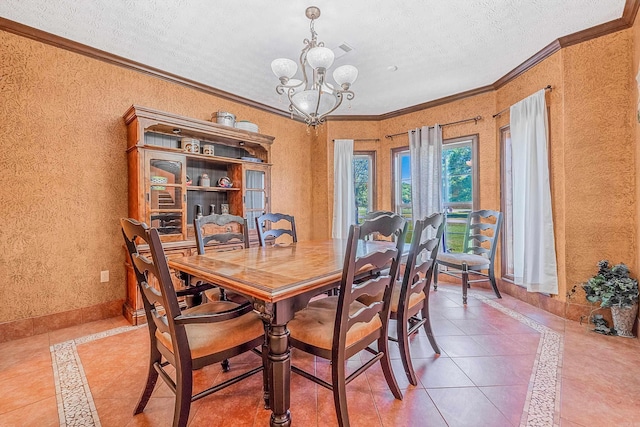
[146, 152, 186, 239]
[244, 166, 268, 230]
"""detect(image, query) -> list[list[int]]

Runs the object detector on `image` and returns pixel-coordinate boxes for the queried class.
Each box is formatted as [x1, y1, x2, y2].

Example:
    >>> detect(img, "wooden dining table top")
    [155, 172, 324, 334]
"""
[169, 239, 393, 303]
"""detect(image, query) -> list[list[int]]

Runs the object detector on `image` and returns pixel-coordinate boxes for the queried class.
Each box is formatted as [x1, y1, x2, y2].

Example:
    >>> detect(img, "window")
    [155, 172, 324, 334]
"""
[442, 135, 478, 252]
[392, 148, 412, 220]
[353, 151, 376, 224]
[391, 148, 413, 241]
[500, 126, 515, 281]
[391, 135, 478, 248]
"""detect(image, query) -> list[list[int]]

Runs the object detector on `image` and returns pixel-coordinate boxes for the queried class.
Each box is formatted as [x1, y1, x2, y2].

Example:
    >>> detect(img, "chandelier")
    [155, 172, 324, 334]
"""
[271, 6, 358, 127]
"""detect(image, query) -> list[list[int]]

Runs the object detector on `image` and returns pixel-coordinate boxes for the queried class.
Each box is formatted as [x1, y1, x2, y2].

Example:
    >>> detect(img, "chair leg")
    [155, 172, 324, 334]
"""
[378, 335, 403, 400]
[173, 361, 193, 427]
[433, 264, 439, 291]
[421, 301, 440, 355]
[461, 262, 469, 305]
[134, 346, 161, 415]
[488, 266, 502, 298]
[397, 314, 418, 386]
[331, 358, 350, 427]
[133, 366, 158, 415]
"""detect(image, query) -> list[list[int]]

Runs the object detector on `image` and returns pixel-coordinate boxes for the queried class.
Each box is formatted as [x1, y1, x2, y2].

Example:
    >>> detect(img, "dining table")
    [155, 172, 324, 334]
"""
[168, 238, 391, 427]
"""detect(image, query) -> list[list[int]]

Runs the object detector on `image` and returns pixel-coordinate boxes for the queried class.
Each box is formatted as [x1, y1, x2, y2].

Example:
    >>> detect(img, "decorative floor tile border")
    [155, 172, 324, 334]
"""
[50, 325, 143, 427]
[439, 288, 564, 427]
[51, 294, 563, 427]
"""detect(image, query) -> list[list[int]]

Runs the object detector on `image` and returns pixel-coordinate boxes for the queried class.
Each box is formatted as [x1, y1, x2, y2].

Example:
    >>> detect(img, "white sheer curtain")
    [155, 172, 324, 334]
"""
[510, 90, 558, 294]
[409, 125, 442, 229]
[332, 139, 355, 239]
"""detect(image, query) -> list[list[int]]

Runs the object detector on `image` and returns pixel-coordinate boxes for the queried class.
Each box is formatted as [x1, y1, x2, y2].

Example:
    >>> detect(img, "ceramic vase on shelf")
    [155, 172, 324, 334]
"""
[200, 174, 210, 187]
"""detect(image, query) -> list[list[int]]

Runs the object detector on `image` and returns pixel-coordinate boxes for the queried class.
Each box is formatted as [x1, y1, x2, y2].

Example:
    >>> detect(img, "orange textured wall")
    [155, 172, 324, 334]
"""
[0, 30, 312, 323]
[562, 30, 636, 303]
[633, 7, 640, 333]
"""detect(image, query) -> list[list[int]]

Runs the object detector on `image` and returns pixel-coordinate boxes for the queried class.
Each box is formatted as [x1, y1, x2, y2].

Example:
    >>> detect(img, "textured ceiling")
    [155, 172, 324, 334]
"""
[0, 0, 627, 115]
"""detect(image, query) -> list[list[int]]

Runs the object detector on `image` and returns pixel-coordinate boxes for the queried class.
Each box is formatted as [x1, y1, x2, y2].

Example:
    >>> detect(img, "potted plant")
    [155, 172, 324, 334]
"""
[582, 260, 639, 337]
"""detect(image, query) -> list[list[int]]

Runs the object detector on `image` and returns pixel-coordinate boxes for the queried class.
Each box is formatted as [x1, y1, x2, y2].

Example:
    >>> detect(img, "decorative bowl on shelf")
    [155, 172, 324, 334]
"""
[235, 120, 259, 133]
[150, 176, 168, 190]
[217, 176, 233, 188]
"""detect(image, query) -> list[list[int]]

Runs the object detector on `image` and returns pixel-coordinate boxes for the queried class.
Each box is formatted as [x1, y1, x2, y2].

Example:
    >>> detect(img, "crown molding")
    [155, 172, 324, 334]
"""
[2, 0, 638, 121]
[377, 85, 495, 121]
[492, 40, 562, 90]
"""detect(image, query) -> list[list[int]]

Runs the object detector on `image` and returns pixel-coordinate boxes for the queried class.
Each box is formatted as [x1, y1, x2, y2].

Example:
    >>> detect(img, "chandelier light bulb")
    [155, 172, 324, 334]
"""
[271, 58, 298, 80]
[333, 65, 358, 88]
[306, 47, 335, 71]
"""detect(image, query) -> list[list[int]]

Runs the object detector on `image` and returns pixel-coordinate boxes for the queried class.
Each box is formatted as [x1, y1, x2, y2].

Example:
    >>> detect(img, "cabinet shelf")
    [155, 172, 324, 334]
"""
[138, 145, 272, 166]
[187, 186, 240, 192]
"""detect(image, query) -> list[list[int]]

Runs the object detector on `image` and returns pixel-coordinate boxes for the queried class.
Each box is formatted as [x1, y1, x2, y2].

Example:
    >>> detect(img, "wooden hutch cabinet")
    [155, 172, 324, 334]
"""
[122, 105, 273, 324]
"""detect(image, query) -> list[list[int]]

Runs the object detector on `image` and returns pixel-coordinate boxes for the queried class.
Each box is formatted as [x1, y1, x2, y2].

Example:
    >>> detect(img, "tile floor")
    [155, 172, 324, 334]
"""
[1, 284, 639, 427]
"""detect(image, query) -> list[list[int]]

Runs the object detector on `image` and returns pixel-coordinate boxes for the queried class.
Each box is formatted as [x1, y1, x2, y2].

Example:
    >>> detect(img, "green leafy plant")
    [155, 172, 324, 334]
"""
[582, 260, 639, 308]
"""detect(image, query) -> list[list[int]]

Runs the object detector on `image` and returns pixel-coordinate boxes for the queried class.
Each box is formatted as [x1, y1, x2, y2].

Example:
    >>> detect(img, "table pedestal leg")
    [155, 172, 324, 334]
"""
[268, 324, 291, 427]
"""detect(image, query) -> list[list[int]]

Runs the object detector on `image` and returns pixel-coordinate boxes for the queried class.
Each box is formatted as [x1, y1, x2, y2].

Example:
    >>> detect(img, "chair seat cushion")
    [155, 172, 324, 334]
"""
[438, 252, 489, 268]
[156, 305, 263, 360]
[288, 296, 382, 351]
[203, 287, 223, 301]
[358, 280, 425, 313]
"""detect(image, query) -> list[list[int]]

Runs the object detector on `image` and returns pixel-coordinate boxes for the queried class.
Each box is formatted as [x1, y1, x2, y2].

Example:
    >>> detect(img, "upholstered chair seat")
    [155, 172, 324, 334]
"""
[438, 252, 489, 267]
[155, 307, 264, 360]
[288, 296, 382, 351]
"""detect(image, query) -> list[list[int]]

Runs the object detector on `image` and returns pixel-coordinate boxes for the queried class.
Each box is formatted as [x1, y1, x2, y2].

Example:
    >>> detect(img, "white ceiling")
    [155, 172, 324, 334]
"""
[0, 1, 627, 116]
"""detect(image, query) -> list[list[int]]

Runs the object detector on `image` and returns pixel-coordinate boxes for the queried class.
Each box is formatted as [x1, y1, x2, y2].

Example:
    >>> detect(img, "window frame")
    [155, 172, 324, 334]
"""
[441, 134, 479, 213]
[353, 150, 377, 222]
[391, 146, 411, 217]
[500, 125, 515, 282]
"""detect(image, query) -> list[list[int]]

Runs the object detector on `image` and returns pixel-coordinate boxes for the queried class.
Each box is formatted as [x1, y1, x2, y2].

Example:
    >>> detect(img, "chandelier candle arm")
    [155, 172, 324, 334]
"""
[271, 6, 358, 127]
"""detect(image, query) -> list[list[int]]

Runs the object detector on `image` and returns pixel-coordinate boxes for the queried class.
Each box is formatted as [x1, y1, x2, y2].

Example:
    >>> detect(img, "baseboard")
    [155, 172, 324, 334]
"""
[0, 299, 124, 343]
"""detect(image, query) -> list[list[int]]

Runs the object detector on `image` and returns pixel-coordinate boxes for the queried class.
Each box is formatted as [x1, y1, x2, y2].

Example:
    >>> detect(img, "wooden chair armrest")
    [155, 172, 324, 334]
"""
[174, 302, 254, 324]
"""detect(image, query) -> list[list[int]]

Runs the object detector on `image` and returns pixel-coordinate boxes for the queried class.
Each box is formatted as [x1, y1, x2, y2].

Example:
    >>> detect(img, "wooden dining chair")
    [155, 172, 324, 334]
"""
[434, 209, 503, 304]
[361, 212, 446, 385]
[363, 210, 397, 220]
[194, 213, 249, 254]
[361, 210, 403, 242]
[193, 213, 249, 304]
[255, 212, 297, 246]
[287, 215, 406, 427]
[120, 218, 264, 427]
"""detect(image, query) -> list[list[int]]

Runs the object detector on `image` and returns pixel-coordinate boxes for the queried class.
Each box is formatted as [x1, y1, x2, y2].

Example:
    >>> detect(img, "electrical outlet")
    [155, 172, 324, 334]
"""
[100, 270, 109, 283]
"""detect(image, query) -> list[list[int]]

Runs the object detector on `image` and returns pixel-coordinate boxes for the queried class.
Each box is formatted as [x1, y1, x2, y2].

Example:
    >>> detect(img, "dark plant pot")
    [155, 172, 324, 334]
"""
[611, 303, 638, 337]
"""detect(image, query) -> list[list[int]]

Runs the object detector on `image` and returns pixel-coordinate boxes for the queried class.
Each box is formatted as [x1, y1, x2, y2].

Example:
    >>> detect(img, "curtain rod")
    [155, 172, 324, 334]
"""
[492, 85, 552, 118]
[332, 138, 380, 142]
[384, 115, 482, 139]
